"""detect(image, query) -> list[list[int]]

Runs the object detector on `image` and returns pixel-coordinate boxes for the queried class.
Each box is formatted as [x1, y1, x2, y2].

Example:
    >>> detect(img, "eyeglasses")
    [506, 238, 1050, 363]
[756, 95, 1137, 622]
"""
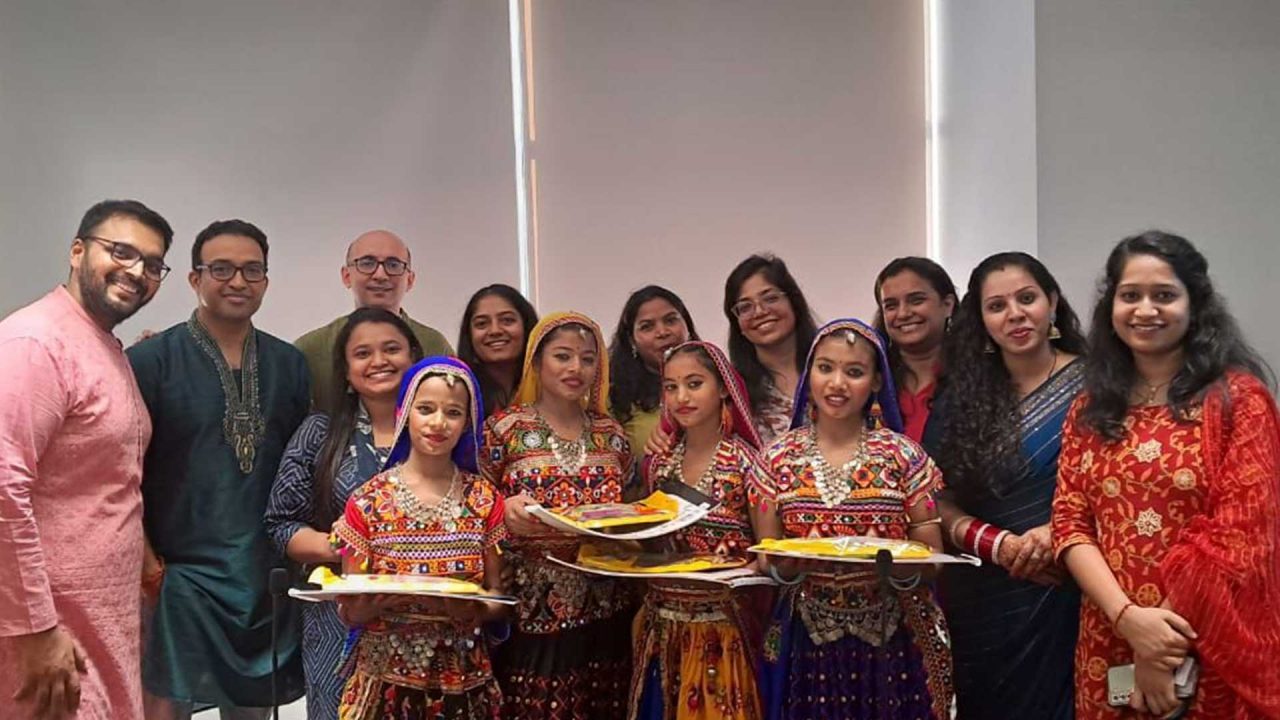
[348, 256, 409, 276]
[195, 261, 268, 283]
[80, 236, 171, 281]
[731, 290, 788, 319]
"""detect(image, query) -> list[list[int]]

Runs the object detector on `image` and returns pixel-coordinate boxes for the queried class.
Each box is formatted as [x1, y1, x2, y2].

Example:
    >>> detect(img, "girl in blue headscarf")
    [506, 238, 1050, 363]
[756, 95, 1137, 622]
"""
[332, 356, 508, 719]
[750, 319, 954, 720]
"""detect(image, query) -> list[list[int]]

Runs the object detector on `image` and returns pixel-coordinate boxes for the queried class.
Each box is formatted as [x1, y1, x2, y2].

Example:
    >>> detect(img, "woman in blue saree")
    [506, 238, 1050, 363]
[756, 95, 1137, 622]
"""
[922, 252, 1087, 719]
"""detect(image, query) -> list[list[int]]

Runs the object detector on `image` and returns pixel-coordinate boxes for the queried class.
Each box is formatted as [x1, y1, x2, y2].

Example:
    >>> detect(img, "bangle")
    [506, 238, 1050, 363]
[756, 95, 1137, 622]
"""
[767, 564, 806, 586]
[889, 572, 922, 591]
[976, 525, 1003, 562]
[989, 530, 1010, 565]
[907, 517, 942, 529]
[948, 517, 972, 548]
[1113, 600, 1136, 634]
[963, 520, 987, 554]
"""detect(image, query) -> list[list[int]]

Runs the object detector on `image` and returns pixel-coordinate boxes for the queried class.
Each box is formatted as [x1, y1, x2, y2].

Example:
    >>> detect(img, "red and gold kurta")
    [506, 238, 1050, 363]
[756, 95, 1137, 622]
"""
[1053, 372, 1280, 719]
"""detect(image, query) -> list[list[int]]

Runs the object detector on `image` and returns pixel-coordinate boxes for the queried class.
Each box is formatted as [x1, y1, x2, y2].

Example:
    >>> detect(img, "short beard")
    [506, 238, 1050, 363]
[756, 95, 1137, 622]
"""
[78, 262, 145, 329]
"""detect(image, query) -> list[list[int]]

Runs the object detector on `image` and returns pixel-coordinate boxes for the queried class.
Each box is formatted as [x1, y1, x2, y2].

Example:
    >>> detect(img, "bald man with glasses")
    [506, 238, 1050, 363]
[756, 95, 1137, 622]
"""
[294, 229, 452, 414]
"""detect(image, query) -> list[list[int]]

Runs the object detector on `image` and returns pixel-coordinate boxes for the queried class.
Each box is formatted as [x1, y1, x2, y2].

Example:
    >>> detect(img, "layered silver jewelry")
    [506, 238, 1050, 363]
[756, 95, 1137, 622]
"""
[392, 466, 462, 532]
[803, 424, 869, 508]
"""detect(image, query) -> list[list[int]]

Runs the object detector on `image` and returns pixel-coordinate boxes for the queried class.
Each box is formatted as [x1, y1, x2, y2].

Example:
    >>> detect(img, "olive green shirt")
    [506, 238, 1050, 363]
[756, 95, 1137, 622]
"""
[295, 311, 453, 414]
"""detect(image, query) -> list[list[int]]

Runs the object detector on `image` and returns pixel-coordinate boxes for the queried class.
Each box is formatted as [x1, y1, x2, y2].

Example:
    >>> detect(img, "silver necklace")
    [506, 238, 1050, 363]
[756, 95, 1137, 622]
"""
[669, 438, 721, 498]
[804, 424, 869, 508]
[541, 411, 589, 473]
[391, 466, 462, 532]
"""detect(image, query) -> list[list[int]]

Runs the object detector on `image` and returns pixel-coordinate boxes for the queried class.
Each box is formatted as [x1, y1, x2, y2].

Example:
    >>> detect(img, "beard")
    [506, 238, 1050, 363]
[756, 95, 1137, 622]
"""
[78, 261, 148, 329]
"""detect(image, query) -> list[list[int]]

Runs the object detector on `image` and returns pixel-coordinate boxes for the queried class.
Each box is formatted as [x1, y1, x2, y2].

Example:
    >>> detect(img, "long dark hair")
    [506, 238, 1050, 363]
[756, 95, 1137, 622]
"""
[456, 284, 538, 415]
[312, 308, 424, 528]
[1080, 231, 1273, 440]
[723, 254, 819, 414]
[608, 285, 699, 423]
[934, 252, 1087, 498]
[872, 256, 957, 390]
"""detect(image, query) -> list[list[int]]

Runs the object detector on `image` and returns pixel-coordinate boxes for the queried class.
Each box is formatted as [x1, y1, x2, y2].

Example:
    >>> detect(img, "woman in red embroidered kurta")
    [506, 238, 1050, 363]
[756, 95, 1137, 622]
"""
[1052, 231, 1280, 719]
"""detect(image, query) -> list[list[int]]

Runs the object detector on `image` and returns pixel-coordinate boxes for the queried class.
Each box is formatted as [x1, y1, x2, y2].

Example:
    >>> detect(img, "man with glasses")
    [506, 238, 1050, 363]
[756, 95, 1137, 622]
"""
[0, 199, 172, 719]
[128, 219, 308, 719]
[294, 229, 451, 414]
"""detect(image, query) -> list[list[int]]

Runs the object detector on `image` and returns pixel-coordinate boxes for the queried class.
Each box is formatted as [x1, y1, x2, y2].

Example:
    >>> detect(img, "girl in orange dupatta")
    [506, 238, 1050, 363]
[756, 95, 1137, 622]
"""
[1053, 231, 1280, 719]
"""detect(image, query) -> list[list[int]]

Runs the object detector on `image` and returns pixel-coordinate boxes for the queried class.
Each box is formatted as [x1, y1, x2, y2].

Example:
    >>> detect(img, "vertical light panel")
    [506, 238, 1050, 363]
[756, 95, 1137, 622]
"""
[508, 0, 535, 300]
[925, 0, 942, 261]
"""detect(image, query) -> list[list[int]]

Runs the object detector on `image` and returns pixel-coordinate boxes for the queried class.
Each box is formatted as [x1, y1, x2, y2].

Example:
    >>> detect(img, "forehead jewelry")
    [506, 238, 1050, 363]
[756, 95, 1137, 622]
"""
[844, 329, 860, 346]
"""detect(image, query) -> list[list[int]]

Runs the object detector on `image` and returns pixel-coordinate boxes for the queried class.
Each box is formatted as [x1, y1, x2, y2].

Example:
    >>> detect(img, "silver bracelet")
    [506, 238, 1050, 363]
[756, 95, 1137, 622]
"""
[889, 572, 922, 591]
[767, 564, 806, 586]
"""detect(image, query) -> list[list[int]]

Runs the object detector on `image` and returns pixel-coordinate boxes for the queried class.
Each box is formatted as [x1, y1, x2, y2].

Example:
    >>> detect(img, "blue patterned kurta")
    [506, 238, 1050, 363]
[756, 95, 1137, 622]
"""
[265, 408, 387, 720]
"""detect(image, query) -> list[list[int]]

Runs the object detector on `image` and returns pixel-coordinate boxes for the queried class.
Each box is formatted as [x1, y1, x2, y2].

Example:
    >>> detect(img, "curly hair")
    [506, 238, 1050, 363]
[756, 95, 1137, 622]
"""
[1079, 231, 1273, 440]
[933, 252, 1087, 499]
[723, 254, 818, 415]
[608, 285, 699, 423]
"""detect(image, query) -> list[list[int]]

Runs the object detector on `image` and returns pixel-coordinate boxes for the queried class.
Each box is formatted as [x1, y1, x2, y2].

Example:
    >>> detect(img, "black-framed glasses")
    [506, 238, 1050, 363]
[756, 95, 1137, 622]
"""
[195, 261, 268, 283]
[80, 236, 171, 281]
[348, 256, 409, 276]
[731, 290, 788, 319]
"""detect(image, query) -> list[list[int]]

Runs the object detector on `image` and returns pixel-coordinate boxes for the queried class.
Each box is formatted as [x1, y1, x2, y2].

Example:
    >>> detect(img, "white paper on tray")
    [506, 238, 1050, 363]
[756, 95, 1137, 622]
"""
[545, 555, 777, 588]
[750, 546, 981, 566]
[527, 496, 711, 541]
[288, 587, 518, 605]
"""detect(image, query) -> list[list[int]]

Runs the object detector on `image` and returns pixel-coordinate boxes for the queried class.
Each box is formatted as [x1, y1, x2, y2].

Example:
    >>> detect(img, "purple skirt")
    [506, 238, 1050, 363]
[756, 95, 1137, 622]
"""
[762, 594, 948, 720]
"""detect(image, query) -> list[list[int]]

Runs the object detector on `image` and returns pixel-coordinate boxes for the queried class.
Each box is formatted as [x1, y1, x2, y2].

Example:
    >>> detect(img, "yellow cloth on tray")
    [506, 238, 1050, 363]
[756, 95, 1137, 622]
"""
[575, 543, 747, 574]
[543, 490, 679, 529]
[751, 536, 933, 559]
[306, 566, 486, 595]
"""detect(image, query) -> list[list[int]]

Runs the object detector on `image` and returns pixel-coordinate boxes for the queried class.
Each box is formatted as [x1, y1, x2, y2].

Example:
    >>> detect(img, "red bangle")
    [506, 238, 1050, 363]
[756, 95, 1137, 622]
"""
[1113, 601, 1136, 634]
[963, 520, 988, 554]
[976, 525, 1001, 561]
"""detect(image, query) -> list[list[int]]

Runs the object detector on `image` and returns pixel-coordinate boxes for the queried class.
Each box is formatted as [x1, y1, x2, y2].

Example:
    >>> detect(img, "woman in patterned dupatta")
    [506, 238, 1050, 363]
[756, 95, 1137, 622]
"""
[1053, 231, 1280, 719]
[331, 356, 508, 719]
[922, 252, 1087, 719]
[752, 318, 953, 720]
[630, 340, 768, 720]
[480, 311, 636, 719]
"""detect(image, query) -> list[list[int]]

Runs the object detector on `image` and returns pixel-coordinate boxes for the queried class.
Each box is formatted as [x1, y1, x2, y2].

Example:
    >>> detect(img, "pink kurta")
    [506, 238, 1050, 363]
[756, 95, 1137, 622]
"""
[0, 286, 151, 719]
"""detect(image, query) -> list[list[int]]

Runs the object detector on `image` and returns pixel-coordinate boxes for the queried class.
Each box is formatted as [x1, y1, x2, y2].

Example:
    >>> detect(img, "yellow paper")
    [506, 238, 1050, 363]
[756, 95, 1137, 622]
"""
[307, 566, 486, 595]
[543, 490, 679, 530]
[575, 543, 746, 574]
[751, 536, 933, 559]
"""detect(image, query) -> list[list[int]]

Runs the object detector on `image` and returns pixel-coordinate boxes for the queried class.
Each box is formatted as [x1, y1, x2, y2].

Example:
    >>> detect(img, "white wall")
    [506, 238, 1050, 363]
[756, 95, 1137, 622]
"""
[1036, 0, 1280, 365]
[0, 0, 518, 346]
[935, 0, 1038, 288]
[527, 0, 927, 342]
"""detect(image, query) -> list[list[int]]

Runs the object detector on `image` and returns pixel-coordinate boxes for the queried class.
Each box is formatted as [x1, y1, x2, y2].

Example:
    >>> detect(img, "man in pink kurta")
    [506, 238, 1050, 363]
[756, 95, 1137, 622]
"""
[0, 200, 173, 720]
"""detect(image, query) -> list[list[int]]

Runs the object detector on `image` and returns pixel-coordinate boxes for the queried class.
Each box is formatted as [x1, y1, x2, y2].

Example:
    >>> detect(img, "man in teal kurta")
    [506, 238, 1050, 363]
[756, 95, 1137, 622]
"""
[129, 219, 307, 718]
[295, 229, 451, 415]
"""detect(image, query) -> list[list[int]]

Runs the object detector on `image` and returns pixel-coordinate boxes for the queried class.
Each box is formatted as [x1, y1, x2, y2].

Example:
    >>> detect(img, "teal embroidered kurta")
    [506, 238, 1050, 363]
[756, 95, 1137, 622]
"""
[128, 323, 310, 707]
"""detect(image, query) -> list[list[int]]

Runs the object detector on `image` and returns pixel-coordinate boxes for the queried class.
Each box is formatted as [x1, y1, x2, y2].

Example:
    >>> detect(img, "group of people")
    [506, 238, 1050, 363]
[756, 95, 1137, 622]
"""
[1, 198, 1277, 720]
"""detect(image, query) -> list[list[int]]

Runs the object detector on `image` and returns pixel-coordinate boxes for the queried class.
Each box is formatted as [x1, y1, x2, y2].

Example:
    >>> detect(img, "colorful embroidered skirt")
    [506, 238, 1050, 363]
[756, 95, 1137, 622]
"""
[629, 586, 763, 720]
[494, 613, 632, 719]
[338, 671, 502, 720]
[761, 579, 952, 720]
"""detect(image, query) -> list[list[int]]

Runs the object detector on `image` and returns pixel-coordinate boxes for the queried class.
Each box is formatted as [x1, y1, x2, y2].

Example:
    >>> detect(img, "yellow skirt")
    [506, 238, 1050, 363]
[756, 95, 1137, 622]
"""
[628, 586, 763, 720]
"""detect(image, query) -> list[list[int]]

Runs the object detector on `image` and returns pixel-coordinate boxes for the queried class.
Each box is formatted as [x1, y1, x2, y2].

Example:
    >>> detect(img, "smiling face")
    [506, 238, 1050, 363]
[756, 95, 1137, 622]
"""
[345, 321, 415, 403]
[878, 269, 954, 353]
[342, 230, 415, 312]
[979, 265, 1057, 358]
[1111, 253, 1191, 360]
[470, 293, 526, 365]
[69, 214, 166, 329]
[808, 331, 881, 425]
[406, 374, 470, 459]
[632, 297, 690, 370]
[661, 350, 725, 433]
[734, 272, 796, 349]
[188, 234, 268, 323]
[535, 325, 599, 405]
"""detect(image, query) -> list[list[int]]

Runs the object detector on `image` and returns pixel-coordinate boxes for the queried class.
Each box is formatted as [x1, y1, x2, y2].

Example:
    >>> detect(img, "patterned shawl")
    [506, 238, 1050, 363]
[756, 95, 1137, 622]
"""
[658, 340, 762, 450]
[384, 356, 485, 474]
[790, 318, 905, 433]
[512, 311, 610, 416]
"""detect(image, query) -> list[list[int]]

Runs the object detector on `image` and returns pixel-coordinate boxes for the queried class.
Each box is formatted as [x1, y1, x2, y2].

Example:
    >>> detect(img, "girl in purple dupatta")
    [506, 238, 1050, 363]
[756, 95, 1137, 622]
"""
[751, 319, 954, 720]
